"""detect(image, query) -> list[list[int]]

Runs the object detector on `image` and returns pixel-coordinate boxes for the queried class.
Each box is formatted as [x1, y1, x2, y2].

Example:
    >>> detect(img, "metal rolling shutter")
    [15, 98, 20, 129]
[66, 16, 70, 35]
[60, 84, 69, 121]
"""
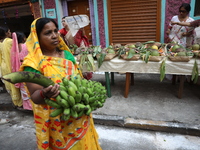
[108, 0, 161, 45]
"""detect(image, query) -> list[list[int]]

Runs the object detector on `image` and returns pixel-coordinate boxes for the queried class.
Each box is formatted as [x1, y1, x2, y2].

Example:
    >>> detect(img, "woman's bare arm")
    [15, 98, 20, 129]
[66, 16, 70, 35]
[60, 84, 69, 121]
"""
[171, 21, 191, 26]
[26, 82, 60, 104]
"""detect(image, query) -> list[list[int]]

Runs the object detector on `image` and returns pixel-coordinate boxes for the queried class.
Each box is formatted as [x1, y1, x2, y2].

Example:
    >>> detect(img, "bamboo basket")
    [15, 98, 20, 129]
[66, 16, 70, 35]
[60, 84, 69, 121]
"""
[96, 53, 117, 61]
[149, 56, 165, 62]
[168, 56, 193, 62]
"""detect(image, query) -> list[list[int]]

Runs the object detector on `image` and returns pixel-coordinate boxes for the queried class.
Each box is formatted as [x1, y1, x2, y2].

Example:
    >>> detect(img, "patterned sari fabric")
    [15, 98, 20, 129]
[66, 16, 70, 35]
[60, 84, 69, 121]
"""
[11, 32, 32, 110]
[20, 19, 101, 150]
[168, 15, 195, 47]
[0, 38, 22, 107]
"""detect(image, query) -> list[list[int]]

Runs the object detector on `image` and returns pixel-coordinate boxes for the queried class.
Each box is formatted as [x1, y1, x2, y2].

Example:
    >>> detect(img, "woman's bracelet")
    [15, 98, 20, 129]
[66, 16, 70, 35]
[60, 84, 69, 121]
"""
[40, 90, 46, 99]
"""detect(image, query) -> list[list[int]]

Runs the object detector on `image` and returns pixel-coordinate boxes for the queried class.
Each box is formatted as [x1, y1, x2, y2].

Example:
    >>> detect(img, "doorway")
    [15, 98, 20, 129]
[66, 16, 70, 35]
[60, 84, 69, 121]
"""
[0, 3, 34, 37]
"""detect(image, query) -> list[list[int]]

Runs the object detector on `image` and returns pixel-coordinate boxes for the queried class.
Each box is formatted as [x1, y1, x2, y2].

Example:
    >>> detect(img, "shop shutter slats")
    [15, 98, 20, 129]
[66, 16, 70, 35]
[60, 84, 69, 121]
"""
[108, 0, 160, 45]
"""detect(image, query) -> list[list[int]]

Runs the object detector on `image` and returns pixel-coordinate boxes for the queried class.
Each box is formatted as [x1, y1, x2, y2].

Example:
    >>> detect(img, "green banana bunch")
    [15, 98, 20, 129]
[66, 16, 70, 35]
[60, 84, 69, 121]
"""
[2, 71, 107, 121]
[53, 74, 107, 120]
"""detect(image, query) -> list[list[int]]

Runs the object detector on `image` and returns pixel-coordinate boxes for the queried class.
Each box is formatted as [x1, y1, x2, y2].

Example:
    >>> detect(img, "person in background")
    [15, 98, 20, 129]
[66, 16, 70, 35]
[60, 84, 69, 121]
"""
[11, 32, 32, 110]
[166, 3, 195, 47]
[0, 26, 22, 108]
[59, 16, 90, 47]
[20, 18, 102, 150]
[59, 16, 93, 80]
[171, 19, 200, 28]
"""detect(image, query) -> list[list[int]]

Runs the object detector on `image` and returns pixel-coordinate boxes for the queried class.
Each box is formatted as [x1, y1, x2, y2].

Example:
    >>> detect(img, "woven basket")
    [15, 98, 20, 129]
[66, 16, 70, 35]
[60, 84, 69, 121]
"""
[168, 56, 192, 62]
[193, 50, 200, 57]
[121, 54, 140, 60]
[96, 53, 117, 61]
[149, 56, 165, 62]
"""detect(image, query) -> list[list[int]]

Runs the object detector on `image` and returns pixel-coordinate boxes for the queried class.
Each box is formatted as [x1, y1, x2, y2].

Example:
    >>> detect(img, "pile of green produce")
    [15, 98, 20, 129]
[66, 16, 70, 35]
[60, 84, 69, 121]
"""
[166, 43, 194, 57]
[48, 74, 107, 120]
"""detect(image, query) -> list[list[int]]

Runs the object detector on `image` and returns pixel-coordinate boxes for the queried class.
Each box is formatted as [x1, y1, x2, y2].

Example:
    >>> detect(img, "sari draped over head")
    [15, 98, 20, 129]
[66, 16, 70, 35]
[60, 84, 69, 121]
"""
[20, 18, 101, 150]
[0, 37, 22, 107]
[11, 32, 32, 110]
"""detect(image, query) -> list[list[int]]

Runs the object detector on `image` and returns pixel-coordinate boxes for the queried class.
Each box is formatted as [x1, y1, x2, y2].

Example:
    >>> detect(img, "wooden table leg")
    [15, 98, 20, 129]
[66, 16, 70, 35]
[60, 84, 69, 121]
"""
[177, 75, 185, 99]
[131, 73, 134, 85]
[124, 72, 131, 98]
[172, 75, 177, 85]
[105, 72, 111, 97]
[111, 72, 115, 85]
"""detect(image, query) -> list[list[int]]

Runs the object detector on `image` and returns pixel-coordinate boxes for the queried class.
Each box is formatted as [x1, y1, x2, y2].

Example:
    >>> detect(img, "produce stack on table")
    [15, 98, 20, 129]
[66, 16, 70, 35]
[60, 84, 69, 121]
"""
[117, 41, 166, 63]
[70, 41, 199, 83]
[165, 43, 194, 62]
[1, 72, 107, 121]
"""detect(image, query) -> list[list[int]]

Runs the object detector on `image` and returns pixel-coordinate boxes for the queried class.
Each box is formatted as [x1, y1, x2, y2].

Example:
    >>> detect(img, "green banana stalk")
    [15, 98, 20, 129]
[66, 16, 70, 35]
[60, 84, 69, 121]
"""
[1, 71, 54, 87]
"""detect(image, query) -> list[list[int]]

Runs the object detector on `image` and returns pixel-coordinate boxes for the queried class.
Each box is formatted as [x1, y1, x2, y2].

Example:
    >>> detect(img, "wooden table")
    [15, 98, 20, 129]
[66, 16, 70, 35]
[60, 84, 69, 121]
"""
[83, 57, 200, 98]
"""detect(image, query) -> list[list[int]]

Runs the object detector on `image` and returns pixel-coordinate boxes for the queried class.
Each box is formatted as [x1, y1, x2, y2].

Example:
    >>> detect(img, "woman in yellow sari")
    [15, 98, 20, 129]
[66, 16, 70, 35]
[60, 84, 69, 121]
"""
[20, 18, 102, 150]
[0, 26, 22, 107]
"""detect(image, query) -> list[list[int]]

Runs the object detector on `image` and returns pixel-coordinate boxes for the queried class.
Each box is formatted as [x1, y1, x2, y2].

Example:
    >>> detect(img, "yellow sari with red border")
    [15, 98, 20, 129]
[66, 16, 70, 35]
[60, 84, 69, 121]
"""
[20, 19, 101, 150]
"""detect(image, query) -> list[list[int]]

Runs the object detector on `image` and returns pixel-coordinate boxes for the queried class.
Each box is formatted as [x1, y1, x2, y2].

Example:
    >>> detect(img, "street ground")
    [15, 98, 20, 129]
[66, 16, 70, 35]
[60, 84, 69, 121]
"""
[0, 109, 200, 150]
[0, 73, 200, 149]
